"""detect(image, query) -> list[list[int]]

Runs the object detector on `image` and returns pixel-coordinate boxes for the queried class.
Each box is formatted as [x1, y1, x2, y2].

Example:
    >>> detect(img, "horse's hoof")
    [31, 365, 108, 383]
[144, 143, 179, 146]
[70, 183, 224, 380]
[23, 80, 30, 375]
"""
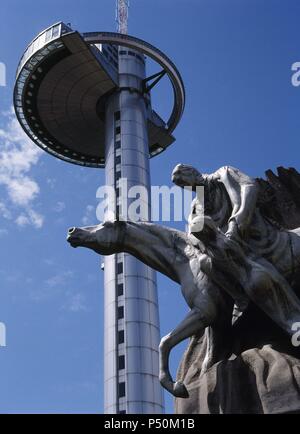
[173, 381, 189, 398]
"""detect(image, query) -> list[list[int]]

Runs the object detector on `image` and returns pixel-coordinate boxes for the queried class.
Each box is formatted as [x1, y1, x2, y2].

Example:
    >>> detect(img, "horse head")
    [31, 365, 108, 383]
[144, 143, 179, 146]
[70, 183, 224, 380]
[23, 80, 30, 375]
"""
[67, 220, 126, 255]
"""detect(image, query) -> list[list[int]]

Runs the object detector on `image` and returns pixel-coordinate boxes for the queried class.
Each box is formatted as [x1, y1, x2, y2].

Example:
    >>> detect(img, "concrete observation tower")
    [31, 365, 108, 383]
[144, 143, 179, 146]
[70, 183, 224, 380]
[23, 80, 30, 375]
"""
[14, 1, 185, 414]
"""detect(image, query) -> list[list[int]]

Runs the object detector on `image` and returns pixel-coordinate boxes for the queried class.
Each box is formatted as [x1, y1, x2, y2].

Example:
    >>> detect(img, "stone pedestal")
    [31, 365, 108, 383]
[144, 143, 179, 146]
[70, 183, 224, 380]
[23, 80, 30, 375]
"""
[175, 302, 300, 414]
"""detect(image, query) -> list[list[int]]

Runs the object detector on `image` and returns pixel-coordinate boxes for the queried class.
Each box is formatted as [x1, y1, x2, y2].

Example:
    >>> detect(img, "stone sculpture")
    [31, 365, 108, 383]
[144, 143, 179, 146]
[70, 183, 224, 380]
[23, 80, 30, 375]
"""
[67, 165, 300, 413]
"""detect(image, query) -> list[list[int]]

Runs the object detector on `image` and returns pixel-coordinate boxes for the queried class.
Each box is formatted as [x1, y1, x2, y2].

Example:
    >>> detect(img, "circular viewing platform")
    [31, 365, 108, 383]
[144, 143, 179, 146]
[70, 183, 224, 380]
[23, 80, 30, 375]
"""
[14, 22, 185, 168]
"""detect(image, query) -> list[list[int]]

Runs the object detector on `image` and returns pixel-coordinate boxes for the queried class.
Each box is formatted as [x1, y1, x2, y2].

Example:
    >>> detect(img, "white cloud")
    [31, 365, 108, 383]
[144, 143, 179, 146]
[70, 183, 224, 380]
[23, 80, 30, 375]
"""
[15, 209, 44, 228]
[46, 178, 56, 189]
[28, 209, 44, 228]
[0, 202, 12, 220]
[15, 214, 30, 227]
[30, 270, 75, 302]
[7, 177, 39, 206]
[45, 270, 74, 288]
[29, 270, 88, 314]
[0, 109, 44, 228]
[82, 204, 95, 225]
[53, 201, 66, 213]
[63, 293, 88, 313]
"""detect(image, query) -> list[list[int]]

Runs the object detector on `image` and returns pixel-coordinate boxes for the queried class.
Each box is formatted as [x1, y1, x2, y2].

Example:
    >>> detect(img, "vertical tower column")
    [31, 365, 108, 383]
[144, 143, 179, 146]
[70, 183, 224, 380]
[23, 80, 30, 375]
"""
[103, 48, 164, 414]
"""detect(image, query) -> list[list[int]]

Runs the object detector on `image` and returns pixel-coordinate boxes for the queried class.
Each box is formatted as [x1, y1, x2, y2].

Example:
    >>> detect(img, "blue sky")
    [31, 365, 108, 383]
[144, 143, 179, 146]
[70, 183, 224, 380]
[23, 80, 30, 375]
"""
[0, 0, 300, 414]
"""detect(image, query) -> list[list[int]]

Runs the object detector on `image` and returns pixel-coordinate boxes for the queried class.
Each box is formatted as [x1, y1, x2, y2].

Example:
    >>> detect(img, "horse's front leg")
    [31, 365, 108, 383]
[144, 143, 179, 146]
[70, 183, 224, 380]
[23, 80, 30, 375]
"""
[159, 307, 208, 398]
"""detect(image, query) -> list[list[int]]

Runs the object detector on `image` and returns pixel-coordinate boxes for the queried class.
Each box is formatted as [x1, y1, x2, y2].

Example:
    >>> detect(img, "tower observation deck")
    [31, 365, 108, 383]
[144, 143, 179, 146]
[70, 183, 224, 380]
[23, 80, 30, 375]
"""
[14, 21, 185, 413]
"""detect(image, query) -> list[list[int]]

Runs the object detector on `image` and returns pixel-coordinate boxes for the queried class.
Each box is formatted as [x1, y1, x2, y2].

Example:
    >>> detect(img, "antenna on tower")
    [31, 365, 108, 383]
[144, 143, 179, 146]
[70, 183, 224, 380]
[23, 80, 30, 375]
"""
[116, 0, 129, 34]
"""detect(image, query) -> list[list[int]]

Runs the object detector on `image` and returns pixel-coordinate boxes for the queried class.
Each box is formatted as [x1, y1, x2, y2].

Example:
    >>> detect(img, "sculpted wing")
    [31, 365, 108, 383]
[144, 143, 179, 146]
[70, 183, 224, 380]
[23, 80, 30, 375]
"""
[256, 167, 300, 230]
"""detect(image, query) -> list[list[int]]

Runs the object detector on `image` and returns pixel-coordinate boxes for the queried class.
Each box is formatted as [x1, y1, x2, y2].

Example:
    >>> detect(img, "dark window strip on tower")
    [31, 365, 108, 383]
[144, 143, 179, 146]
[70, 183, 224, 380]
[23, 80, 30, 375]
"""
[114, 109, 126, 411]
[118, 355, 125, 370]
[118, 306, 124, 319]
[117, 282, 124, 296]
[117, 261, 123, 275]
[118, 330, 124, 344]
[119, 382, 126, 398]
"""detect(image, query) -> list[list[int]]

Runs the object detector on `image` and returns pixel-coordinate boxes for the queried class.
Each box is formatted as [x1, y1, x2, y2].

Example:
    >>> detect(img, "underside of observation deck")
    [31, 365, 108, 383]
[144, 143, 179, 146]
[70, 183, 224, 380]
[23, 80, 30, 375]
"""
[14, 22, 182, 168]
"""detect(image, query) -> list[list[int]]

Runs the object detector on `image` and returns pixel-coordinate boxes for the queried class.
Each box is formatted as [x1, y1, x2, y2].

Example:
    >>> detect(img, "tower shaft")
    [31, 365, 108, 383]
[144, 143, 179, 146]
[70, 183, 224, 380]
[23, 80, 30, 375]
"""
[103, 47, 164, 414]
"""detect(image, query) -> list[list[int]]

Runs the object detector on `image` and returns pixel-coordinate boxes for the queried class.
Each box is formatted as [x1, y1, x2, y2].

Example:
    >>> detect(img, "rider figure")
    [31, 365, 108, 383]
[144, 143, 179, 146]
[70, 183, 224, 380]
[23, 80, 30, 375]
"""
[172, 164, 259, 240]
